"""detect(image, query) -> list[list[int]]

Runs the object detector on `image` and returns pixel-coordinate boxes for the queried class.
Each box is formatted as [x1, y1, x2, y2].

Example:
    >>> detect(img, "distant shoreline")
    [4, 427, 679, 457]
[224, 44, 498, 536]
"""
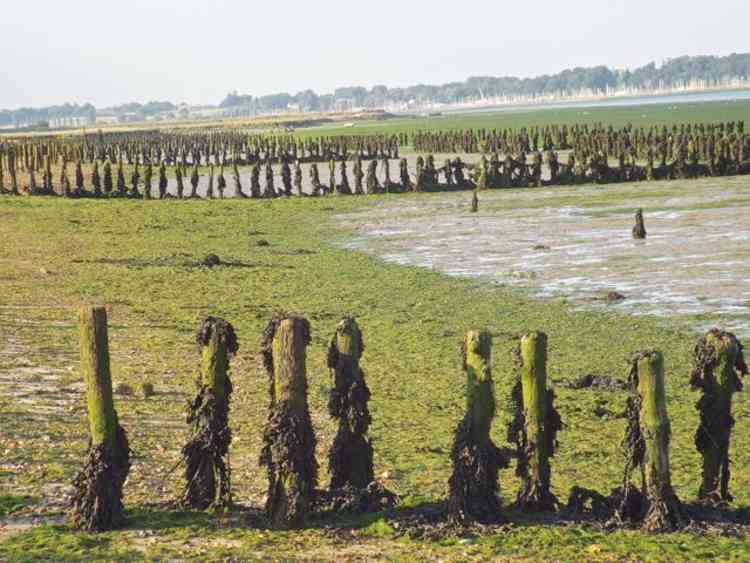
[411, 86, 750, 117]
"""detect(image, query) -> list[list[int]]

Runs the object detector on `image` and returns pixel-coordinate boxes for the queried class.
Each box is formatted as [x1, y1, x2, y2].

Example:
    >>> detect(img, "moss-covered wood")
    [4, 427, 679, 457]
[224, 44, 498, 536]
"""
[690, 329, 748, 504]
[509, 331, 561, 511]
[630, 351, 683, 532]
[447, 330, 508, 523]
[181, 317, 238, 511]
[327, 317, 374, 490]
[70, 306, 130, 532]
[260, 315, 318, 529]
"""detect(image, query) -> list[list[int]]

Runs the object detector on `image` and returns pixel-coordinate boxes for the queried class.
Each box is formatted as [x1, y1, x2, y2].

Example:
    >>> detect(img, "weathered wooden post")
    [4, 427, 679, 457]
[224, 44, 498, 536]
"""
[206, 164, 214, 199]
[260, 315, 318, 529]
[9, 151, 19, 195]
[690, 329, 748, 504]
[70, 306, 131, 532]
[627, 351, 682, 532]
[508, 331, 561, 511]
[632, 209, 647, 239]
[327, 317, 374, 490]
[447, 330, 508, 522]
[181, 317, 238, 510]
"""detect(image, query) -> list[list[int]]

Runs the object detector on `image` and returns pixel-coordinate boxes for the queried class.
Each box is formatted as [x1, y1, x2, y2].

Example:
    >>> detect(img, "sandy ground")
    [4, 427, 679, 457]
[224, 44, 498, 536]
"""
[340, 176, 750, 337]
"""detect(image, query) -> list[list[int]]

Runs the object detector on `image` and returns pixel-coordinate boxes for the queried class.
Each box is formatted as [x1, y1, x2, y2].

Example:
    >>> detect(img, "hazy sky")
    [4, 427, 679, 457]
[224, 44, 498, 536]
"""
[1, 0, 748, 109]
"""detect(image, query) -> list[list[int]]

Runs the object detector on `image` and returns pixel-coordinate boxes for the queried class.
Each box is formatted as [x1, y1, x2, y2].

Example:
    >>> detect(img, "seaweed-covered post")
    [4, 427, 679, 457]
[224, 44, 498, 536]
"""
[629, 351, 682, 532]
[632, 209, 647, 239]
[690, 330, 748, 504]
[447, 330, 508, 523]
[327, 317, 373, 490]
[260, 315, 318, 529]
[181, 317, 238, 510]
[9, 151, 19, 195]
[70, 306, 130, 532]
[509, 332, 561, 511]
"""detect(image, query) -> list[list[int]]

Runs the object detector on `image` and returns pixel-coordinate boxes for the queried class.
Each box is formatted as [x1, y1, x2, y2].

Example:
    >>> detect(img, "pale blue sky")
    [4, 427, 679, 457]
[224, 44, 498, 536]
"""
[1, 0, 747, 108]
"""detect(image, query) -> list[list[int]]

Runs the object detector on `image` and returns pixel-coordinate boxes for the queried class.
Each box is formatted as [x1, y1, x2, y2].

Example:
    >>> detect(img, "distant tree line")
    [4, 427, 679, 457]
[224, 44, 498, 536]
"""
[0, 101, 178, 129]
[4, 53, 750, 126]
[99, 101, 178, 119]
[0, 103, 96, 129]
[221, 52, 750, 111]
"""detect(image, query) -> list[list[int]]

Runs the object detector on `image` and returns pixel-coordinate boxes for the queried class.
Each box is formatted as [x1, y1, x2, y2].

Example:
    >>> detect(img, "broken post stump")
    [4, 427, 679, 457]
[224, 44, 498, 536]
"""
[260, 315, 318, 529]
[327, 317, 374, 490]
[509, 331, 561, 511]
[181, 317, 238, 510]
[447, 330, 508, 523]
[632, 209, 647, 239]
[70, 306, 130, 532]
[471, 190, 479, 213]
[690, 329, 748, 504]
[627, 351, 682, 532]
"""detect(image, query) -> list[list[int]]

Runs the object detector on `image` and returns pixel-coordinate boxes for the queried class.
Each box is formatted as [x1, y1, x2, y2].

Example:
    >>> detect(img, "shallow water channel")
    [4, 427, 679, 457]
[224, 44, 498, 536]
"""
[341, 177, 750, 337]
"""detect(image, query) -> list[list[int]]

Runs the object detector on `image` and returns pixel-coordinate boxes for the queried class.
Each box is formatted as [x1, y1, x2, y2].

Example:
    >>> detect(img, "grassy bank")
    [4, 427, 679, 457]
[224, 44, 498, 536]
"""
[0, 192, 748, 561]
[294, 98, 750, 137]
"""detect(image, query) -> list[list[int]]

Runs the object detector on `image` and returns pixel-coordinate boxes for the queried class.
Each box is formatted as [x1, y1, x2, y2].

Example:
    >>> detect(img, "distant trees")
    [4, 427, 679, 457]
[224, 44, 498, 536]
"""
[4, 52, 750, 127]
[217, 52, 750, 112]
[0, 101, 178, 129]
[0, 103, 96, 129]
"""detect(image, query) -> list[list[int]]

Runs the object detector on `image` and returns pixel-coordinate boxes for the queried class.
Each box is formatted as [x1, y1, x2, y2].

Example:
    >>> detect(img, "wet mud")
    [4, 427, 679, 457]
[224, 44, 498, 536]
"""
[342, 177, 750, 336]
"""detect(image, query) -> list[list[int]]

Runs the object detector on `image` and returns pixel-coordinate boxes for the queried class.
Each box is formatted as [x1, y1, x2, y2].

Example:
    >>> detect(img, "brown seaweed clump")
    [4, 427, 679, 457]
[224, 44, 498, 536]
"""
[690, 330, 747, 504]
[70, 424, 131, 532]
[181, 317, 238, 510]
[324, 317, 397, 513]
[447, 331, 509, 523]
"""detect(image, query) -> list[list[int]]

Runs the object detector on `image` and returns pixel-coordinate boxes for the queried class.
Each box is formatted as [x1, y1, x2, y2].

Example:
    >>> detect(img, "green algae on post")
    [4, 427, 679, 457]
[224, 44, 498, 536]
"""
[690, 329, 748, 504]
[509, 331, 562, 512]
[181, 317, 238, 511]
[70, 306, 131, 532]
[260, 315, 318, 529]
[447, 330, 508, 523]
[627, 351, 683, 532]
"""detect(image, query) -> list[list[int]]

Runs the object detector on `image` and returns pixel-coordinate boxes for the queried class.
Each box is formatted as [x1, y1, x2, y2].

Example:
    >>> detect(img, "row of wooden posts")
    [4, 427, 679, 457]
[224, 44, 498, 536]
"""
[73, 306, 746, 533]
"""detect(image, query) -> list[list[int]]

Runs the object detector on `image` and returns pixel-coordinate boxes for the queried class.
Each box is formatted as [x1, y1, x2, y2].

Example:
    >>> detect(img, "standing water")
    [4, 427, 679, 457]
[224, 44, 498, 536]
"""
[341, 177, 750, 337]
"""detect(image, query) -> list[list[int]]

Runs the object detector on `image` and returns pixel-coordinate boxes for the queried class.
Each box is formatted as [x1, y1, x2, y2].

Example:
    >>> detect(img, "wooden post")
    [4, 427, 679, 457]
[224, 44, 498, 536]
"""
[9, 152, 19, 195]
[260, 315, 318, 529]
[181, 317, 237, 510]
[447, 330, 507, 522]
[80, 307, 118, 448]
[327, 317, 374, 490]
[632, 351, 682, 532]
[691, 330, 748, 504]
[71, 306, 130, 532]
[632, 209, 647, 239]
[512, 331, 561, 511]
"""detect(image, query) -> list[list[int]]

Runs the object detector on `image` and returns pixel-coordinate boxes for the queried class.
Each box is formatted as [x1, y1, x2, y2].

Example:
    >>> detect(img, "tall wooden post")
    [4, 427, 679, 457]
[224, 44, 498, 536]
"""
[631, 351, 682, 532]
[511, 331, 561, 511]
[70, 306, 130, 532]
[260, 315, 318, 529]
[447, 330, 507, 522]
